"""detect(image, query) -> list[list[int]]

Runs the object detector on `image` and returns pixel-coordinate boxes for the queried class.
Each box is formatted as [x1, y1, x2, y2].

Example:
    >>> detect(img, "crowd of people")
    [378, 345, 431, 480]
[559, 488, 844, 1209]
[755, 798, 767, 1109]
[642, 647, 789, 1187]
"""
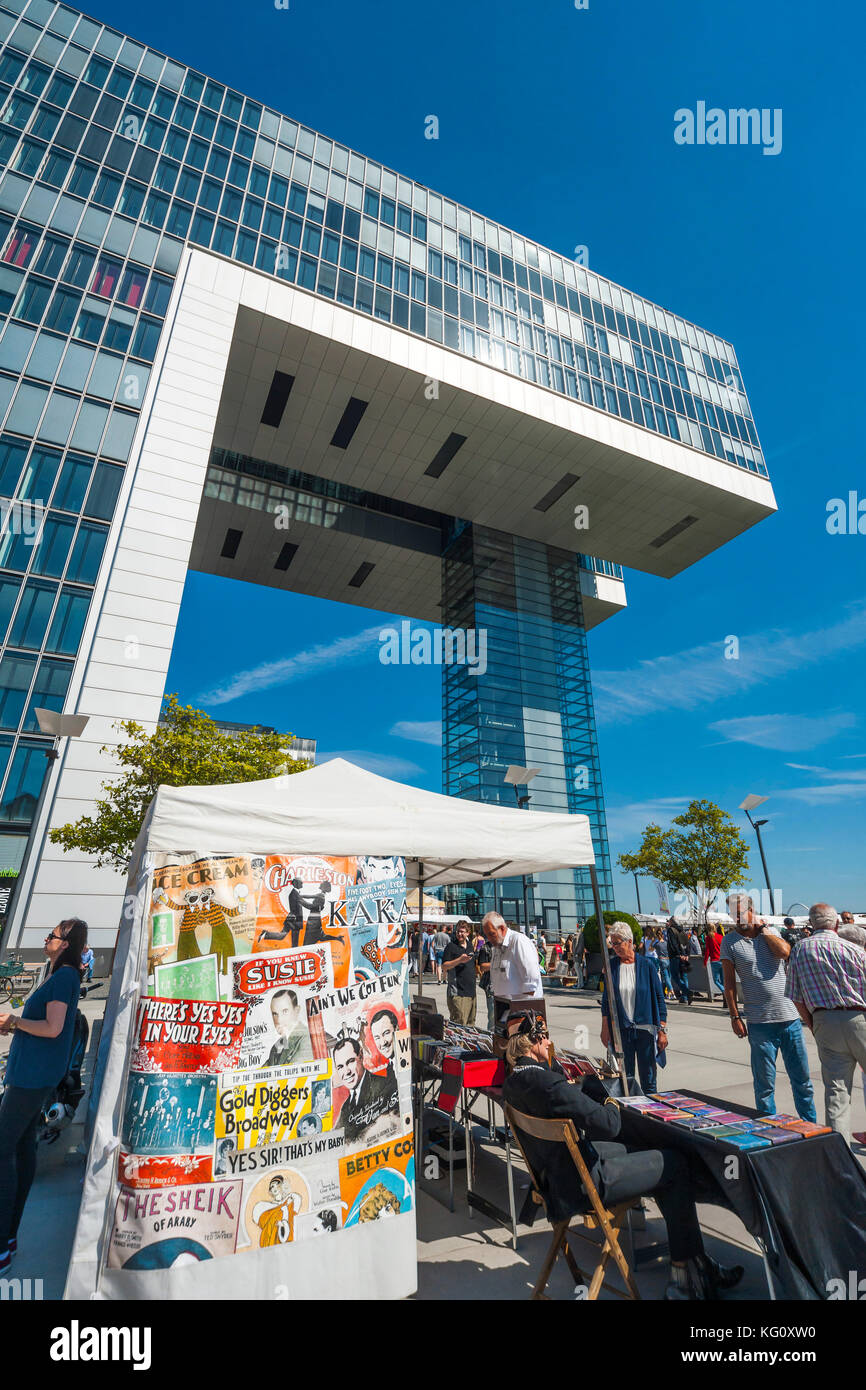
[413, 899, 866, 1148]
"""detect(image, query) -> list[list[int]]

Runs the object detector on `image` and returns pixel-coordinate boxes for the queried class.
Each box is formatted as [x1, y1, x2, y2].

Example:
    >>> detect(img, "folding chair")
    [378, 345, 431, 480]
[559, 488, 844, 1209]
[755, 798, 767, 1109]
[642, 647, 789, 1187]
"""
[504, 1103, 641, 1301]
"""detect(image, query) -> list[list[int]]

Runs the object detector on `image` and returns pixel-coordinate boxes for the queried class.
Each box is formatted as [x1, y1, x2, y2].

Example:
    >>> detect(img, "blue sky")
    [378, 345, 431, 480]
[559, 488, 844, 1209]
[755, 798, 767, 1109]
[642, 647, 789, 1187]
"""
[88, 0, 866, 910]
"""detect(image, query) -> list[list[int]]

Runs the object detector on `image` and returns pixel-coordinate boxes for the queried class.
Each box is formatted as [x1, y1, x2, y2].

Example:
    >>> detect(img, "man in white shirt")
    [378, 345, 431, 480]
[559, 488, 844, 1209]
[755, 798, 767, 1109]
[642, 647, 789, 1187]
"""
[482, 911, 544, 1055]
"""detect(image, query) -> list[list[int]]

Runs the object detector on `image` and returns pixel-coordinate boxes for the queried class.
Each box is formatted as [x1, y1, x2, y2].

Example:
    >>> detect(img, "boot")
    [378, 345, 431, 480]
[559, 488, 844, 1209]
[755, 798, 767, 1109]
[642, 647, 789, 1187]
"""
[697, 1251, 745, 1292]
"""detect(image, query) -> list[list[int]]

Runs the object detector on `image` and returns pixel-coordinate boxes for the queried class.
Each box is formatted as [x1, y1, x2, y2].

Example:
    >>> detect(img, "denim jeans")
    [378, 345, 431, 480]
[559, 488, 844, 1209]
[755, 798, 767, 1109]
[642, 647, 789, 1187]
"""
[710, 961, 724, 994]
[669, 957, 690, 1002]
[747, 1019, 816, 1121]
[621, 1026, 657, 1094]
[658, 961, 672, 995]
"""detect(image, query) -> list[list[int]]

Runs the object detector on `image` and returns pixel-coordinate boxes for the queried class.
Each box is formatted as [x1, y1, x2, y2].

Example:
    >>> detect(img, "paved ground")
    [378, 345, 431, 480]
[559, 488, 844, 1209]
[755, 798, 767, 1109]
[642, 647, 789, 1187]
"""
[412, 972, 866, 1300]
[5, 972, 864, 1300]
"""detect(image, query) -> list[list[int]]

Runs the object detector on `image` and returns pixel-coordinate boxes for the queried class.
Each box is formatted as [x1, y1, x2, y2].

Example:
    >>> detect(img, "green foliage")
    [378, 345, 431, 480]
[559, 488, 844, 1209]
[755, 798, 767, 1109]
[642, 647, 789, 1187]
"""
[49, 694, 307, 871]
[617, 798, 750, 924]
[583, 909, 642, 955]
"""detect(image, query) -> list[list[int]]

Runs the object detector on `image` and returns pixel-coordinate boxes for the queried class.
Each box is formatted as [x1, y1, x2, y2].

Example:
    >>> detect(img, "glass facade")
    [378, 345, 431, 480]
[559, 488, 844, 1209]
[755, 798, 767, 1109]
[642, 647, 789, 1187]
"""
[0, 0, 762, 921]
[441, 523, 614, 928]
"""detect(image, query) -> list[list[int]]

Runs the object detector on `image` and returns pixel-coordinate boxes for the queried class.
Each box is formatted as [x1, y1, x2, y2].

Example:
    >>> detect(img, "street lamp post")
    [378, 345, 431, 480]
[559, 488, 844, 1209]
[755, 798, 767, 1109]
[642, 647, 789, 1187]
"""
[738, 794, 775, 915]
[504, 765, 540, 934]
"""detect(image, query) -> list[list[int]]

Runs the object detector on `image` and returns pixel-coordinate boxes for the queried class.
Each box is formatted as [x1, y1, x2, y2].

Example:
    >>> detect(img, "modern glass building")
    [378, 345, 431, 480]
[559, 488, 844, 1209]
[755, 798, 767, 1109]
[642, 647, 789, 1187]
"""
[0, 0, 776, 947]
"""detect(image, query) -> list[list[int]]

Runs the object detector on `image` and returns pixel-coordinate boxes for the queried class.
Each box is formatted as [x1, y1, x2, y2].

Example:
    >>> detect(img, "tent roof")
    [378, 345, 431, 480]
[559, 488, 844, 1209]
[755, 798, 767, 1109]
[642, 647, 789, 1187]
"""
[139, 757, 595, 888]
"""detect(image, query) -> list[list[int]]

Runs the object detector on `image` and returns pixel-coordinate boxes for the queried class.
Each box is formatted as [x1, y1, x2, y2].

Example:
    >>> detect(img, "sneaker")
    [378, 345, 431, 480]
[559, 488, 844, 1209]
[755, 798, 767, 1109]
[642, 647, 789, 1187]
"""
[664, 1259, 710, 1300]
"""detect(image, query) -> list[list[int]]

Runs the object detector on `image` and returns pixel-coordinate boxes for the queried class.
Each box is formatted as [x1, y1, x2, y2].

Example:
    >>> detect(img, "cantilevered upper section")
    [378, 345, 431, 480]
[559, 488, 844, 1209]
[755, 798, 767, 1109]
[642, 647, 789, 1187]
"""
[0, 0, 772, 490]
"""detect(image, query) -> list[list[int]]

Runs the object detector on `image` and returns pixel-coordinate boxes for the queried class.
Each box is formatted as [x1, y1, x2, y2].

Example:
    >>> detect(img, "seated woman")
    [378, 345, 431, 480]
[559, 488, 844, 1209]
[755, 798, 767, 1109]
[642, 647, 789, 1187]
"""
[601, 922, 667, 1094]
[501, 1011, 743, 1301]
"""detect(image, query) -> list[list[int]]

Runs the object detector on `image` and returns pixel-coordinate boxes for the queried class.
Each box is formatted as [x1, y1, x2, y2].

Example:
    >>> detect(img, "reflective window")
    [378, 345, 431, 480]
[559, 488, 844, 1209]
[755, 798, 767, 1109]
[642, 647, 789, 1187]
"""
[0, 653, 36, 731]
[0, 738, 45, 821]
[22, 656, 72, 732]
[8, 579, 56, 649]
[29, 513, 75, 578]
[66, 521, 108, 584]
[46, 586, 89, 656]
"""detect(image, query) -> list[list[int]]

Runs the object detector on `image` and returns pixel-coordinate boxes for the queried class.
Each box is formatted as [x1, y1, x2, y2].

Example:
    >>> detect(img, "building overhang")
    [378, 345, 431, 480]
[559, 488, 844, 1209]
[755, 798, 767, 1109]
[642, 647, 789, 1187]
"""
[192, 255, 775, 587]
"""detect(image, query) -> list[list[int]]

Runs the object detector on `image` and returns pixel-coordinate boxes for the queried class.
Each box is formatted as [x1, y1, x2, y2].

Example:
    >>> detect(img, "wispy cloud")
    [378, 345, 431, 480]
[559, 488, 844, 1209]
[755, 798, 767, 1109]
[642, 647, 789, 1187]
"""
[317, 750, 423, 779]
[593, 599, 866, 725]
[390, 720, 442, 746]
[197, 625, 383, 707]
[604, 796, 691, 843]
[777, 760, 866, 804]
[710, 712, 856, 751]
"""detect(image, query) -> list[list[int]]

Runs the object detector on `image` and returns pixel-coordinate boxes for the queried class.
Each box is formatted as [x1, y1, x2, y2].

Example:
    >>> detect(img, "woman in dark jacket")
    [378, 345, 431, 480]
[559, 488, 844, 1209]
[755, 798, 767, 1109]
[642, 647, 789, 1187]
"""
[600, 922, 667, 1093]
[0, 918, 86, 1271]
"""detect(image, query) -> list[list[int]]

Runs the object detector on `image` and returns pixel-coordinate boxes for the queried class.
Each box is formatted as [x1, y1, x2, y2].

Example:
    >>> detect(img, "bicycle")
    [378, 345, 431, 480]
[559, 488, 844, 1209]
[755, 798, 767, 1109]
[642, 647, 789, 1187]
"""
[0, 953, 38, 1005]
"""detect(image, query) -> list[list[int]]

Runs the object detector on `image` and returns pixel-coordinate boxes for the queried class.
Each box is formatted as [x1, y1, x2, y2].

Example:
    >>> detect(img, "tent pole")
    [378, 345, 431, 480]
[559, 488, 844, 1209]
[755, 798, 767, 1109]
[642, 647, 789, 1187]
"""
[414, 862, 426, 1004]
[590, 865, 628, 1096]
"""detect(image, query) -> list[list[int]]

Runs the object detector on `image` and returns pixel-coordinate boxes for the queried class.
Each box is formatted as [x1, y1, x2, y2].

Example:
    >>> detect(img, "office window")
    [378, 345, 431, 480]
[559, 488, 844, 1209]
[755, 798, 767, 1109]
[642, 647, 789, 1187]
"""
[29, 512, 75, 577]
[0, 438, 27, 497]
[2, 226, 38, 269]
[118, 266, 147, 309]
[67, 521, 108, 584]
[53, 452, 92, 513]
[90, 256, 122, 299]
[23, 656, 72, 732]
[92, 170, 121, 208]
[144, 275, 172, 316]
[19, 443, 61, 500]
[0, 738, 45, 820]
[0, 653, 37, 731]
[8, 579, 56, 649]
[46, 586, 90, 656]
[0, 577, 20, 641]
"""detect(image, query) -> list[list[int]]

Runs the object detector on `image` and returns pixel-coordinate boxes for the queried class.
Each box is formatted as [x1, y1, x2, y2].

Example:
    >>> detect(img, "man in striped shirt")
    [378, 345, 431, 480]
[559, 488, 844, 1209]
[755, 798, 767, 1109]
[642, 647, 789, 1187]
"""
[785, 902, 866, 1143]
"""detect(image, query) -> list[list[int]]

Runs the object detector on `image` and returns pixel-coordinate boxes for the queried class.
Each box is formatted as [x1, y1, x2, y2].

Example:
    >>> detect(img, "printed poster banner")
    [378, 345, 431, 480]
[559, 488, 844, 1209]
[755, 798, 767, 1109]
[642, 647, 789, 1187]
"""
[150, 856, 258, 976]
[229, 1145, 344, 1250]
[251, 855, 353, 986]
[122, 1074, 217, 1157]
[131, 997, 248, 1074]
[345, 860, 408, 981]
[107, 1180, 242, 1269]
[153, 953, 220, 1003]
[307, 973, 409, 1151]
[215, 1066, 332, 1151]
[229, 945, 332, 1071]
[117, 1152, 214, 1190]
[99, 846, 414, 1284]
[339, 1136, 415, 1228]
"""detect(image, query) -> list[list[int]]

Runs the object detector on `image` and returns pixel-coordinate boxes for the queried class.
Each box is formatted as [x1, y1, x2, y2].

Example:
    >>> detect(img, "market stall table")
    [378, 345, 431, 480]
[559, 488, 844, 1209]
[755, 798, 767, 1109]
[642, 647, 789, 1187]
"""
[615, 1090, 866, 1300]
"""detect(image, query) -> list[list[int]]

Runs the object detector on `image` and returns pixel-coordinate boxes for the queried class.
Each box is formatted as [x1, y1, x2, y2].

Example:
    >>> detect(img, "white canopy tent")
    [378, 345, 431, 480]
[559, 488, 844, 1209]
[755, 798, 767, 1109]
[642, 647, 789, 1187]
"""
[65, 758, 605, 1302]
[136, 756, 598, 885]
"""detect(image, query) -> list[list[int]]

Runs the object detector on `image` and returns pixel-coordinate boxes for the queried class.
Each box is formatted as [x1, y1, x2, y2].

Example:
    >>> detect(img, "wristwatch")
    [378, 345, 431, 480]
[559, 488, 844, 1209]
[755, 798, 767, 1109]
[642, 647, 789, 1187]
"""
[7, 1015, 18, 1031]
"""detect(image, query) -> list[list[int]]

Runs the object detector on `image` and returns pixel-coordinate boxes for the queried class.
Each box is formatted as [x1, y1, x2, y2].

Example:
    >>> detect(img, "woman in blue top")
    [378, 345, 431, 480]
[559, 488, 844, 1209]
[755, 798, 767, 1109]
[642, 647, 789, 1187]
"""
[0, 917, 86, 1272]
[600, 922, 668, 1093]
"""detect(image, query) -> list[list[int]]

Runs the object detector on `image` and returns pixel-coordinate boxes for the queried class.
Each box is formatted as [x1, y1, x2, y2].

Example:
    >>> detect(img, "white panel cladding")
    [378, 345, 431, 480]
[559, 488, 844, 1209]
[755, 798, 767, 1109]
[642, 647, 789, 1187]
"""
[17, 247, 241, 947]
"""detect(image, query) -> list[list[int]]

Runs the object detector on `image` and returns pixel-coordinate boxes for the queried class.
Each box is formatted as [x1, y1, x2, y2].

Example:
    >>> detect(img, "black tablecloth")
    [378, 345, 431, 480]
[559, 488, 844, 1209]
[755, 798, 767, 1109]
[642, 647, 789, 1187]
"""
[617, 1090, 866, 1299]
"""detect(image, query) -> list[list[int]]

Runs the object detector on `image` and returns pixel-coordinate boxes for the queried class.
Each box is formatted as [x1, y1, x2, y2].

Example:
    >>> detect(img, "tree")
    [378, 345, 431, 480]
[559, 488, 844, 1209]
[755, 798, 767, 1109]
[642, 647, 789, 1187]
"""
[50, 694, 308, 871]
[583, 909, 642, 955]
[617, 799, 750, 926]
